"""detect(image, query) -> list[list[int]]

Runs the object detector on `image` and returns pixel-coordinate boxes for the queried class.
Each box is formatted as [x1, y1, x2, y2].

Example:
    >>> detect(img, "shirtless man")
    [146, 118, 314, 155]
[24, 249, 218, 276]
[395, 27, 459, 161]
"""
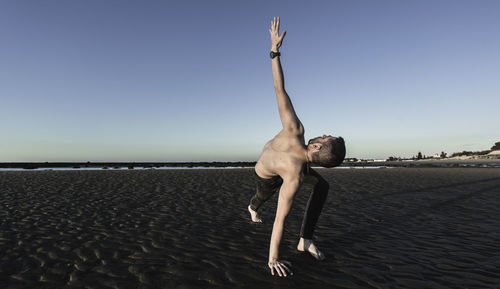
[248, 17, 346, 277]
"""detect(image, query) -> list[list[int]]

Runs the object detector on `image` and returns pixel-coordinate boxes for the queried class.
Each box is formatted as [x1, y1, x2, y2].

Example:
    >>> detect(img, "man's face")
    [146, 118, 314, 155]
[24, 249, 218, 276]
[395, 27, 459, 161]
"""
[308, 135, 336, 145]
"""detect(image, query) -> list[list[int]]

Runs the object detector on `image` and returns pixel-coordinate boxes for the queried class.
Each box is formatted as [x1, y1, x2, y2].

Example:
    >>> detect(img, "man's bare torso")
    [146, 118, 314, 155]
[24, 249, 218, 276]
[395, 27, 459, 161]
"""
[255, 126, 306, 179]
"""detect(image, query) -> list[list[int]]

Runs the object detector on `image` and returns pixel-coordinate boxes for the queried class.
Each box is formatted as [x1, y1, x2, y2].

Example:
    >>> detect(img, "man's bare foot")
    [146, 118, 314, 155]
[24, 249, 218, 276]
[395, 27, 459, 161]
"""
[248, 205, 263, 223]
[297, 238, 325, 260]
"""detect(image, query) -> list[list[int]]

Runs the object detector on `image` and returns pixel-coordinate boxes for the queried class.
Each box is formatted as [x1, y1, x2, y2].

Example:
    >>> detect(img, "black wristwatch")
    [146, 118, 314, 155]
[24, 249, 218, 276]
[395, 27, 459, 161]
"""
[270, 51, 281, 59]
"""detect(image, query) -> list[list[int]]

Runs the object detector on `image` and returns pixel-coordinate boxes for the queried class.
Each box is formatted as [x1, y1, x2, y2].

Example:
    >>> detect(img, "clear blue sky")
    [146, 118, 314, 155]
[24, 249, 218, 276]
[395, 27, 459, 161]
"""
[1, 0, 499, 162]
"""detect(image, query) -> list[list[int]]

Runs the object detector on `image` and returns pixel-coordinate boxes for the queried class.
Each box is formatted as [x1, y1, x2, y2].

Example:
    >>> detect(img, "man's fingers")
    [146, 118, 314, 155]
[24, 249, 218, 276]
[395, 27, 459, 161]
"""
[270, 262, 293, 277]
[274, 265, 282, 277]
[280, 263, 290, 273]
[277, 17, 280, 30]
[280, 30, 286, 41]
[275, 264, 286, 277]
[277, 264, 287, 277]
[273, 264, 286, 277]
[281, 262, 292, 275]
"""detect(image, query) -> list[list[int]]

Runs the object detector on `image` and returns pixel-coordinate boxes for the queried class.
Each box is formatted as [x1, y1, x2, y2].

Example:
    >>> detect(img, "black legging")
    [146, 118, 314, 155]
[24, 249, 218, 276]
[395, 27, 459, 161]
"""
[249, 168, 329, 239]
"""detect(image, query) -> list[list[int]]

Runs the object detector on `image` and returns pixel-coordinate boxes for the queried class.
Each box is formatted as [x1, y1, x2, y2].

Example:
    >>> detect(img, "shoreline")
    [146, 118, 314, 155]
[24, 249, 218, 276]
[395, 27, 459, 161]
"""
[1, 159, 500, 171]
[0, 166, 397, 172]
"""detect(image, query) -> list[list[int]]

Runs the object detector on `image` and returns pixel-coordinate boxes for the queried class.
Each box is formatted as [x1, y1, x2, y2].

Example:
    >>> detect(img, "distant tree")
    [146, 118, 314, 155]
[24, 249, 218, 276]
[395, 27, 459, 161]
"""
[451, 150, 492, 157]
[491, 142, 500, 151]
[440, 151, 447, 158]
[417, 152, 422, 160]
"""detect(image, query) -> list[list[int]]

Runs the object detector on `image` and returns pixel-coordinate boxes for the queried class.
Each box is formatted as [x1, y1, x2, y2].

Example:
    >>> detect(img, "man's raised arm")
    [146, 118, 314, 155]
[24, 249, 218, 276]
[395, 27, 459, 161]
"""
[270, 17, 302, 132]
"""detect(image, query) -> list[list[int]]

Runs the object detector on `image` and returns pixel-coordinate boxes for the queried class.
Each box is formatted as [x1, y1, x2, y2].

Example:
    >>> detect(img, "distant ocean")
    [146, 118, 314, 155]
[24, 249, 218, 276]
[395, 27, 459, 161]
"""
[0, 166, 399, 171]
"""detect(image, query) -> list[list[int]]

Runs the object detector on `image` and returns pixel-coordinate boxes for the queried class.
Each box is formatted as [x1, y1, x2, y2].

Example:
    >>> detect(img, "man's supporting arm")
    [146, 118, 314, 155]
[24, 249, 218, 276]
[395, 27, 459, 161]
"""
[268, 177, 299, 265]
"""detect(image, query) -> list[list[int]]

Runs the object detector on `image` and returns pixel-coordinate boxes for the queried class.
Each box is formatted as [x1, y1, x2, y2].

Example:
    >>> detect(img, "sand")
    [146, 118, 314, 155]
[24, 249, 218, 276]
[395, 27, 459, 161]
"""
[1, 168, 499, 288]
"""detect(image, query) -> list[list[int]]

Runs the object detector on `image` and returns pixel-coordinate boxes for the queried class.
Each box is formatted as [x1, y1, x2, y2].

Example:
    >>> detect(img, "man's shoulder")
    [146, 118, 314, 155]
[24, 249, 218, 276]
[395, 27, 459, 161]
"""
[271, 130, 305, 150]
[277, 124, 305, 138]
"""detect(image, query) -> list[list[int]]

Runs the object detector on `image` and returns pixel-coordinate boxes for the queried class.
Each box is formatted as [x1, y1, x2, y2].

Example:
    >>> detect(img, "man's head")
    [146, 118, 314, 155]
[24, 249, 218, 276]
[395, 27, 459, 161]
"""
[307, 135, 346, 168]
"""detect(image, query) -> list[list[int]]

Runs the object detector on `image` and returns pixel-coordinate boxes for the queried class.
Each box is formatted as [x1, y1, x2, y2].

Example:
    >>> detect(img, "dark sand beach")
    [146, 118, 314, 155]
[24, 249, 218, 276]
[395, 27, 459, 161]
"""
[1, 168, 499, 288]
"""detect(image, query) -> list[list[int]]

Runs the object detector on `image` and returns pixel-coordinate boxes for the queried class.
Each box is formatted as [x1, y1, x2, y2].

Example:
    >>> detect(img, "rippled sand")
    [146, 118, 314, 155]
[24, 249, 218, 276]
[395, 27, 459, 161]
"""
[1, 168, 499, 288]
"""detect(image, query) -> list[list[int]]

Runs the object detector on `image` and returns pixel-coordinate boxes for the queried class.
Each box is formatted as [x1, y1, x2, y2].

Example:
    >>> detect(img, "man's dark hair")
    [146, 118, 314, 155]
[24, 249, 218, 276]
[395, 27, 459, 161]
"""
[311, 137, 346, 168]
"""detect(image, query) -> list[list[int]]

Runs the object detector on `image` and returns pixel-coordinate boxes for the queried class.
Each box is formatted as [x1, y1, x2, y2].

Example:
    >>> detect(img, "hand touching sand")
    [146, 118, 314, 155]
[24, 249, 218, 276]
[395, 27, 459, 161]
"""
[268, 259, 293, 277]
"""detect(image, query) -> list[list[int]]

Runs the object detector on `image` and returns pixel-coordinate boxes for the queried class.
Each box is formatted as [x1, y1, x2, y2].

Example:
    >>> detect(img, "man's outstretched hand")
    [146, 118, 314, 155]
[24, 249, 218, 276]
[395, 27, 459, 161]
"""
[268, 259, 293, 277]
[269, 17, 286, 52]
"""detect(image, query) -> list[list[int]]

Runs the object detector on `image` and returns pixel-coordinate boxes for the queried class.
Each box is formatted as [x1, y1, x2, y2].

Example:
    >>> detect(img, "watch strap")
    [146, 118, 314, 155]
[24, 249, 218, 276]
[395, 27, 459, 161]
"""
[270, 51, 281, 59]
